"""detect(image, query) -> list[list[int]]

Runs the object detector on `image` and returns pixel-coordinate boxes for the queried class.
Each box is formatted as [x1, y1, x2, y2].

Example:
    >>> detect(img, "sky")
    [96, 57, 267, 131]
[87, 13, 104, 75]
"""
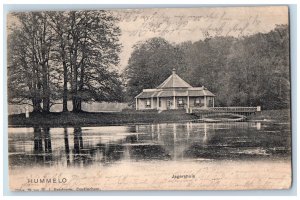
[113, 6, 288, 71]
[7, 6, 289, 72]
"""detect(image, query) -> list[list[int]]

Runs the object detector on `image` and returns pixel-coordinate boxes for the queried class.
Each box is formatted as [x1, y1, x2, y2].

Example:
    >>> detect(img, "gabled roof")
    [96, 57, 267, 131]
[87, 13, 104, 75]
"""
[156, 69, 191, 89]
[135, 69, 216, 99]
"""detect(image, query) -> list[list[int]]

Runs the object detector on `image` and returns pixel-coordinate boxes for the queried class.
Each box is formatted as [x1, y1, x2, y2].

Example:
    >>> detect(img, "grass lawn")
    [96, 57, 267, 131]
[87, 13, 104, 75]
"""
[8, 110, 199, 127]
[247, 109, 291, 121]
[8, 109, 290, 127]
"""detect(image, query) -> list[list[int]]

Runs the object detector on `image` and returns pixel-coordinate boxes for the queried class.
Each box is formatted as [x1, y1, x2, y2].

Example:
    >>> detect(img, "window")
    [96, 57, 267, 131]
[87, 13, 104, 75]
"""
[159, 98, 161, 107]
[194, 97, 202, 106]
[177, 97, 184, 107]
[146, 99, 151, 107]
[208, 99, 213, 107]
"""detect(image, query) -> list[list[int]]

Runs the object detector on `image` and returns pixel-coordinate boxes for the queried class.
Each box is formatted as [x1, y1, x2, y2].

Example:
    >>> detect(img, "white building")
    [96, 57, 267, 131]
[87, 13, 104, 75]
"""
[135, 69, 215, 111]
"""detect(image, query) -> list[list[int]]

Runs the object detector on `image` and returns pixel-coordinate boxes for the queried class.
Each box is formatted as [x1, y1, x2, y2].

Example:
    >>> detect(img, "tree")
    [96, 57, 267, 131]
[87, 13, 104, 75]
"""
[180, 27, 289, 109]
[8, 12, 54, 112]
[8, 10, 124, 113]
[226, 24, 290, 109]
[179, 37, 236, 99]
[61, 10, 122, 112]
[47, 11, 70, 112]
[124, 37, 185, 102]
[124, 25, 290, 110]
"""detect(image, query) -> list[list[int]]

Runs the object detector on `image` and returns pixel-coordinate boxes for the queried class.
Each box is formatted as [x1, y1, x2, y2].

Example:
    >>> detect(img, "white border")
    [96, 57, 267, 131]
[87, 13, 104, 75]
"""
[1, 0, 299, 199]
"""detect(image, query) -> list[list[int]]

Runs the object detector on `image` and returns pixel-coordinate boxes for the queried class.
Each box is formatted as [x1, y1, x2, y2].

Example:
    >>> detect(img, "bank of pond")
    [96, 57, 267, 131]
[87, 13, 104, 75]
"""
[8, 109, 290, 127]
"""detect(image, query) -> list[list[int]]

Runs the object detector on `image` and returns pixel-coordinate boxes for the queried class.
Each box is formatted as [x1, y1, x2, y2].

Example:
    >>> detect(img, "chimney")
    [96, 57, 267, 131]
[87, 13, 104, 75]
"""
[172, 68, 176, 75]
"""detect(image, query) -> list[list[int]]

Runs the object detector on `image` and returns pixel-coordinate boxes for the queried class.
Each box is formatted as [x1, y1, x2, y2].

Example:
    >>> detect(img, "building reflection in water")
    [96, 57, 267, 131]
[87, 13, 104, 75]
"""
[66, 124, 187, 166]
[203, 123, 208, 143]
[10, 121, 285, 169]
[24, 123, 214, 167]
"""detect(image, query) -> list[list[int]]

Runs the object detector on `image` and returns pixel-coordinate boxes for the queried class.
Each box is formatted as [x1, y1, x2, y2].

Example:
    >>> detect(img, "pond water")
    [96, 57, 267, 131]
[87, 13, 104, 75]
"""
[8, 122, 291, 169]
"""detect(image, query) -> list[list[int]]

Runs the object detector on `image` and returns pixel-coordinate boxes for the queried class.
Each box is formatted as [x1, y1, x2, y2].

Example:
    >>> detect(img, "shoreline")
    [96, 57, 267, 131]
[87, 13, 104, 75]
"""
[8, 110, 197, 127]
[8, 109, 290, 127]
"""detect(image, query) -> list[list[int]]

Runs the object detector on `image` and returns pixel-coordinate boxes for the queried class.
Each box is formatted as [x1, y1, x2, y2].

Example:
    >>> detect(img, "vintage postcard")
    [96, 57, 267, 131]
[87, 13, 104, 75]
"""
[7, 6, 291, 191]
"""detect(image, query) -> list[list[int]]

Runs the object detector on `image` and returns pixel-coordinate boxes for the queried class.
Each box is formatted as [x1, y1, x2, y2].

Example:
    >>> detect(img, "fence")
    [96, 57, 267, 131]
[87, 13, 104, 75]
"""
[190, 106, 261, 116]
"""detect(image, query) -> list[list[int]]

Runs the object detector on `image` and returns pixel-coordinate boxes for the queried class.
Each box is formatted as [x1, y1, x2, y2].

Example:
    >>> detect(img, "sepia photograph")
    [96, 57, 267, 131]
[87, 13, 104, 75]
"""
[6, 6, 292, 191]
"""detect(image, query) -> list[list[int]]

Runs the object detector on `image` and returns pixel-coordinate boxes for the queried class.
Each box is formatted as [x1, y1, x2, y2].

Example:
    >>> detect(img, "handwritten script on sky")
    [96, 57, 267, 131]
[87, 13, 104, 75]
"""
[113, 7, 288, 70]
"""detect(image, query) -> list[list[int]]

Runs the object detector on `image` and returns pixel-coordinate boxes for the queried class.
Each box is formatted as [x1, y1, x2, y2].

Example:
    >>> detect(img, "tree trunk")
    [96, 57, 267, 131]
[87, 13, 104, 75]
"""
[58, 34, 68, 112]
[72, 96, 82, 112]
[42, 97, 50, 113]
[71, 41, 81, 112]
[62, 60, 68, 112]
[40, 15, 51, 113]
[32, 97, 42, 112]
[42, 63, 50, 113]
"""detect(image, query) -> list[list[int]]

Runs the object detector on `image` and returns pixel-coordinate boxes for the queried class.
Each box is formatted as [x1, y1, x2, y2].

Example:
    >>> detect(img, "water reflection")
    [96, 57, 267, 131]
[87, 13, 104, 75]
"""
[31, 127, 53, 166]
[64, 128, 70, 166]
[33, 127, 43, 165]
[8, 122, 291, 168]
